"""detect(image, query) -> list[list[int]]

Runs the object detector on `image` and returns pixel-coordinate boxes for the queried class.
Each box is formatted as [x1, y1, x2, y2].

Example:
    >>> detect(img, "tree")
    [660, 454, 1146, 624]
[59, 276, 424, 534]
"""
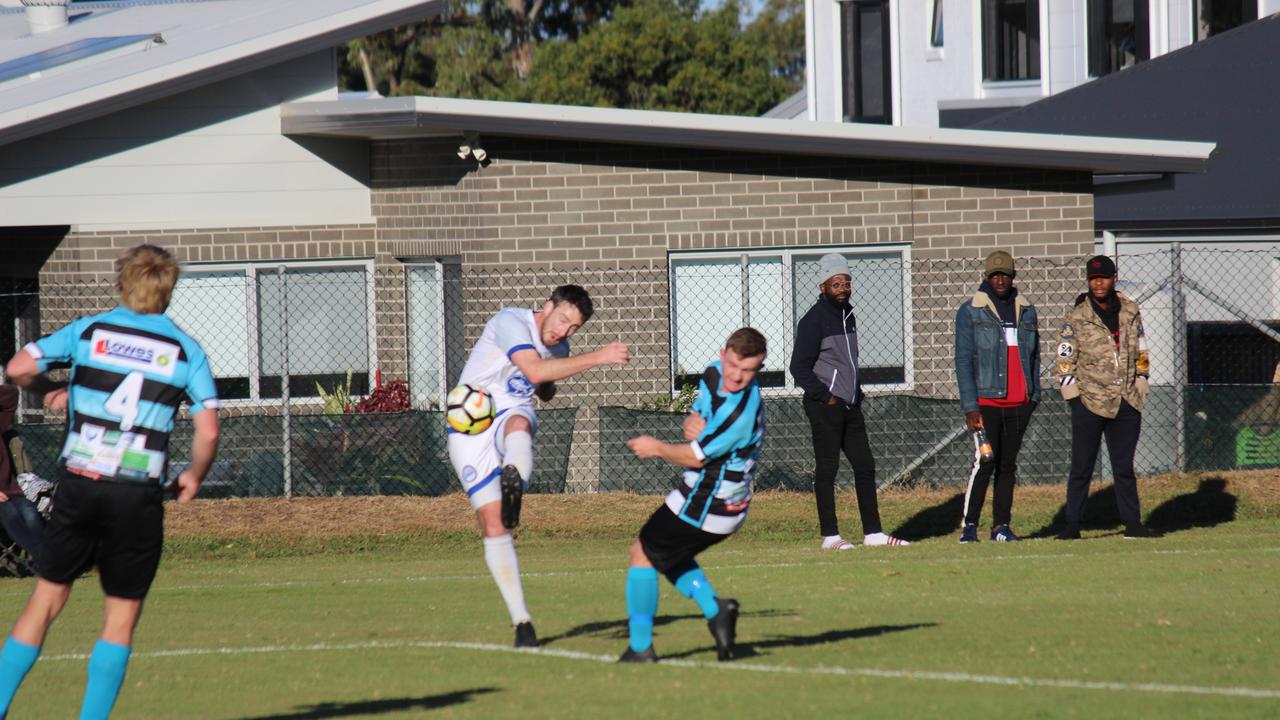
[338, 0, 625, 96]
[524, 0, 794, 116]
[337, 0, 806, 116]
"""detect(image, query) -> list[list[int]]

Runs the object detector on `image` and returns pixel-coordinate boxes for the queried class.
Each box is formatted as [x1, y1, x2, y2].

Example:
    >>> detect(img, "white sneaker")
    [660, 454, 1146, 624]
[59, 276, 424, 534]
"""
[821, 535, 856, 550]
[863, 532, 909, 546]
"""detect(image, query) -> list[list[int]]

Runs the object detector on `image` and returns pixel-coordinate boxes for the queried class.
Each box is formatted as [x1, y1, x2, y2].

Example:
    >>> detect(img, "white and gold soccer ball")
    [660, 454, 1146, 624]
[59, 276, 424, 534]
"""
[446, 384, 494, 434]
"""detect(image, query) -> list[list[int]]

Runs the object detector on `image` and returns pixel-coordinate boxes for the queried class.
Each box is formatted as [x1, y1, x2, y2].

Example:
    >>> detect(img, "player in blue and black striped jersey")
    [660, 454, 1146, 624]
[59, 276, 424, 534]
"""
[0, 245, 220, 720]
[619, 327, 766, 663]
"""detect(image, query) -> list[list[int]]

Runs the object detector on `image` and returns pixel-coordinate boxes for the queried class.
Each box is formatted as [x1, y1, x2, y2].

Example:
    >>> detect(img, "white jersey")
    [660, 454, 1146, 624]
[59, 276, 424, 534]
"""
[458, 307, 569, 413]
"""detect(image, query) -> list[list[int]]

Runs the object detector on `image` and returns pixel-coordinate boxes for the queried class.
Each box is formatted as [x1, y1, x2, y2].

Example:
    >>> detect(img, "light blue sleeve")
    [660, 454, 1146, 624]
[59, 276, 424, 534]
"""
[31, 318, 85, 371]
[184, 343, 220, 411]
[494, 311, 537, 359]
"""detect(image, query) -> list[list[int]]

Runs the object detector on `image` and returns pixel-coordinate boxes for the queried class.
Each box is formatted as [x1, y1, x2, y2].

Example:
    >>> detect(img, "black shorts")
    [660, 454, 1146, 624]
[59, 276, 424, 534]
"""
[637, 504, 729, 578]
[40, 472, 165, 599]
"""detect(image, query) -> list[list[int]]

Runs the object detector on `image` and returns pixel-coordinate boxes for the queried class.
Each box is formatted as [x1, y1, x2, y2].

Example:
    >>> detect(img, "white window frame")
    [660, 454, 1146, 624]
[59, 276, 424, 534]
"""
[668, 244, 914, 396]
[176, 258, 377, 408]
[402, 257, 461, 409]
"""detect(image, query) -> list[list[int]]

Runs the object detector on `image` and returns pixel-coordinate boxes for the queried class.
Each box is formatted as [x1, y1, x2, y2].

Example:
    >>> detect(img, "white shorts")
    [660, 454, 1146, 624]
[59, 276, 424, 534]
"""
[447, 407, 537, 510]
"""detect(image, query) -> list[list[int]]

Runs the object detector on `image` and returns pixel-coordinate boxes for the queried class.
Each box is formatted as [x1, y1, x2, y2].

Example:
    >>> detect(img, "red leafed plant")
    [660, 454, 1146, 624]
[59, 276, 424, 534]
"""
[355, 380, 410, 413]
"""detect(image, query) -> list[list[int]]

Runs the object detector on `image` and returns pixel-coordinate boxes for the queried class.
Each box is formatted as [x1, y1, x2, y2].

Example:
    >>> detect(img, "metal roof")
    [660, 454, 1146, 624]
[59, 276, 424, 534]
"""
[976, 13, 1280, 228]
[281, 95, 1216, 174]
[0, 0, 445, 147]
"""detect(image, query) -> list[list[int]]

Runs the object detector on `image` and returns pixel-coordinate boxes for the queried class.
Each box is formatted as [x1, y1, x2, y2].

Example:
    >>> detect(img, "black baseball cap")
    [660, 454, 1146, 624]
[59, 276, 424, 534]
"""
[1086, 255, 1117, 279]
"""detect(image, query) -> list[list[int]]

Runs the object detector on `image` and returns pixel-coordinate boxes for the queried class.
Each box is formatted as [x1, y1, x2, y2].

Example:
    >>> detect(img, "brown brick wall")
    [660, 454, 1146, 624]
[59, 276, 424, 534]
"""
[370, 138, 1092, 402]
[27, 138, 1096, 492]
[369, 138, 1093, 489]
[34, 226, 459, 389]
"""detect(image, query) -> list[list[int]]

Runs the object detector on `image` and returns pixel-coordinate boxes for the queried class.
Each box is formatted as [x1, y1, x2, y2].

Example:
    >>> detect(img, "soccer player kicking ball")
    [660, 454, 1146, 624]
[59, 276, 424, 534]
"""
[619, 328, 766, 663]
[0, 245, 220, 719]
[448, 285, 628, 648]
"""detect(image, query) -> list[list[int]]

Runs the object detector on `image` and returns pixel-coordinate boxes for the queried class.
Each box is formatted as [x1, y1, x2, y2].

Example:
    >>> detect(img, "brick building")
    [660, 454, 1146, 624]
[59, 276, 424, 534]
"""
[0, 0, 1215, 493]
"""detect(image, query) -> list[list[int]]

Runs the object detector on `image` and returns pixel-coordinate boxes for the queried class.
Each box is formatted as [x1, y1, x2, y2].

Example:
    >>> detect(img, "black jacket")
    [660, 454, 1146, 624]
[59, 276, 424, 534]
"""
[789, 295, 861, 404]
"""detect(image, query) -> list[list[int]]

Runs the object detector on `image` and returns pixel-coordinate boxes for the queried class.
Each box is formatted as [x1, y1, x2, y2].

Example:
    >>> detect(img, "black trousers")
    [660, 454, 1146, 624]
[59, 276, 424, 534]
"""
[803, 398, 880, 537]
[962, 402, 1036, 528]
[1066, 399, 1143, 528]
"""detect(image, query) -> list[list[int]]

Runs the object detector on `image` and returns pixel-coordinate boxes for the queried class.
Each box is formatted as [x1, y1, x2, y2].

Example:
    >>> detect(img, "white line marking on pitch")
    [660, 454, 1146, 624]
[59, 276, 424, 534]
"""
[38, 639, 1280, 700]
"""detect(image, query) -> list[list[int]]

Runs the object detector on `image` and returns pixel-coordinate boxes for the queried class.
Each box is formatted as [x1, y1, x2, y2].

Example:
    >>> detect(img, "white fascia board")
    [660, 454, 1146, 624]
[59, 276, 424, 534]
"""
[280, 96, 1217, 175]
[0, 0, 444, 147]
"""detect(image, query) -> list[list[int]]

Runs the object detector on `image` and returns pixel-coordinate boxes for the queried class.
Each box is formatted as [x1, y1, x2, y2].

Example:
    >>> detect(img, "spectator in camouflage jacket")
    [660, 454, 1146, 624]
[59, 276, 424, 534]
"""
[1053, 255, 1159, 540]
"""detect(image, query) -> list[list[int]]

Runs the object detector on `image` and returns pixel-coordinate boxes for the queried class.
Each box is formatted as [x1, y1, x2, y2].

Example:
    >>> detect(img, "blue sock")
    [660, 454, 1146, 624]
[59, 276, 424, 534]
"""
[0, 636, 40, 715]
[626, 567, 659, 652]
[80, 640, 130, 720]
[674, 567, 720, 619]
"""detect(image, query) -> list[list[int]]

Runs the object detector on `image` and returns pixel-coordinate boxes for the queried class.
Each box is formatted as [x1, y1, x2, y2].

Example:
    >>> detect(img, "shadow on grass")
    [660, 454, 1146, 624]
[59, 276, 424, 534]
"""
[539, 609, 796, 646]
[1146, 477, 1237, 533]
[236, 687, 499, 719]
[890, 492, 964, 542]
[1028, 477, 1241, 538]
[660, 622, 938, 661]
[1026, 485, 1124, 539]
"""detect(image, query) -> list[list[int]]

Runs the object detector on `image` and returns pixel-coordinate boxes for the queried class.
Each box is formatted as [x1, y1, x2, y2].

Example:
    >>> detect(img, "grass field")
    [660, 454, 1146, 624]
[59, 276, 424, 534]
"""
[1, 472, 1277, 719]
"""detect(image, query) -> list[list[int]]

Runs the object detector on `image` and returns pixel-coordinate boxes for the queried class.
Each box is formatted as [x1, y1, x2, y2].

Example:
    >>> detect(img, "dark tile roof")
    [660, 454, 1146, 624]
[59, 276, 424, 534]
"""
[975, 14, 1280, 229]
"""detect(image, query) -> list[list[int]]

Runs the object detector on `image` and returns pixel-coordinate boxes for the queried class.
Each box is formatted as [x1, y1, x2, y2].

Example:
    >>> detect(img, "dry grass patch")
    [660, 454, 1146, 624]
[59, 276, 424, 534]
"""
[167, 470, 1277, 548]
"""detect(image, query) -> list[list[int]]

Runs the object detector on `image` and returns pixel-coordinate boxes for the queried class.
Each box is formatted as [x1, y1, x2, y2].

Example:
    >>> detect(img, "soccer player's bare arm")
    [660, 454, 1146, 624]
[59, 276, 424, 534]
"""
[626, 435, 705, 469]
[683, 413, 706, 441]
[509, 341, 629, 384]
[4, 348, 68, 401]
[176, 408, 220, 503]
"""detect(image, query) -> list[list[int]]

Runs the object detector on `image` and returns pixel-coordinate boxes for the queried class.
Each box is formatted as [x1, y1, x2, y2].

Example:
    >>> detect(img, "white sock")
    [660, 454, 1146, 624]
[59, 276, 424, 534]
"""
[483, 534, 531, 624]
[864, 532, 910, 546]
[821, 535, 854, 549]
[501, 430, 533, 481]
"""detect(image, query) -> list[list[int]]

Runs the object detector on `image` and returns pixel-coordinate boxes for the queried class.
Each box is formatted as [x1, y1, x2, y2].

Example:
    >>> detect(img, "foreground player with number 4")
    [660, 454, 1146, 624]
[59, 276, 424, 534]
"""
[620, 328, 767, 664]
[447, 285, 629, 649]
[0, 245, 220, 719]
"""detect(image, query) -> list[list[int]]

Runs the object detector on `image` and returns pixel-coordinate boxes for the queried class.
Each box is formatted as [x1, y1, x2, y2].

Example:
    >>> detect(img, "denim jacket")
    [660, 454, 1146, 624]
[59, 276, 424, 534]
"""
[954, 288, 1041, 413]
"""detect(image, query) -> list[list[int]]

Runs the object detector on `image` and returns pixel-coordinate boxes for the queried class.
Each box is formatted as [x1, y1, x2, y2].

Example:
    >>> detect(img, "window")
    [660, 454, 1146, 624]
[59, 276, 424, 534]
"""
[1088, 0, 1148, 77]
[931, 0, 945, 48]
[669, 246, 912, 392]
[404, 259, 465, 409]
[840, 0, 893, 124]
[982, 0, 1040, 81]
[168, 261, 375, 402]
[1194, 0, 1257, 41]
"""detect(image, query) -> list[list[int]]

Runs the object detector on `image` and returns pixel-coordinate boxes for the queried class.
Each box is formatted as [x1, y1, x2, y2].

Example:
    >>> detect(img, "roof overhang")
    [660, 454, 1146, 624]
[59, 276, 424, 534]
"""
[281, 96, 1216, 174]
[0, 0, 446, 148]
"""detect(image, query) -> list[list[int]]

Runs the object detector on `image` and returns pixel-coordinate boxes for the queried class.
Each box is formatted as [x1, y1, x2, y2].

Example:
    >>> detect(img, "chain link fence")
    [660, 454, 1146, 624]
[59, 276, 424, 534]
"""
[1, 246, 1277, 498]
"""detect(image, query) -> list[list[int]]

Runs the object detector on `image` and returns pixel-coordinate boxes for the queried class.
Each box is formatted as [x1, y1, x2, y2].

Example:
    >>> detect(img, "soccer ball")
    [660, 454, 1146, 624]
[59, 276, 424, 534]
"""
[446, 384, 494, 434]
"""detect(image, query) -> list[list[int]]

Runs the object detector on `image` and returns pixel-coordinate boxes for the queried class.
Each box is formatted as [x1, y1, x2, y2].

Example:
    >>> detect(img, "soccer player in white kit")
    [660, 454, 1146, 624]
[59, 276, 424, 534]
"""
[448, 285, 628, 648]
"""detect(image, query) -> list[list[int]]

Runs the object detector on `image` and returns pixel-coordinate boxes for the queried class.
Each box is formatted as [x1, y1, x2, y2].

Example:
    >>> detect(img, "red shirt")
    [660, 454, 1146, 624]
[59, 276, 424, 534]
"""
[979, 322, 1029, 408]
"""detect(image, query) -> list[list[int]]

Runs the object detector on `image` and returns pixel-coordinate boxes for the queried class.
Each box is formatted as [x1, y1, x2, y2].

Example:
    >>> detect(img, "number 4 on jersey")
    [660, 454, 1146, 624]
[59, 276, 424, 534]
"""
[104, 371, 145, 431]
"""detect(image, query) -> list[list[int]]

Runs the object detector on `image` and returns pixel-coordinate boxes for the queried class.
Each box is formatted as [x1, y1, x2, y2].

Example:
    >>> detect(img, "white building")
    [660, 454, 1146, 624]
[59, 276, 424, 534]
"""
[797, 0, 1280, 127]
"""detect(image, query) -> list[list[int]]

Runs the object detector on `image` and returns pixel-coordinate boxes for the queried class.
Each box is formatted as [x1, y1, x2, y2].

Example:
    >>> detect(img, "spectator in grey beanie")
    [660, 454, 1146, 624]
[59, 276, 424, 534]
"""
[789, 253, 907, 549]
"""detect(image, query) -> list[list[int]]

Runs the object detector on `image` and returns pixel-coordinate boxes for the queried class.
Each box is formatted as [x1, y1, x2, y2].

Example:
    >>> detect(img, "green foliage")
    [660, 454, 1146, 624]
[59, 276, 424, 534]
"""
[525, 0, 794, 114]
[337, 0, 804, 115]
[315, 370, 354, 414]
[636, 382, 698, 413]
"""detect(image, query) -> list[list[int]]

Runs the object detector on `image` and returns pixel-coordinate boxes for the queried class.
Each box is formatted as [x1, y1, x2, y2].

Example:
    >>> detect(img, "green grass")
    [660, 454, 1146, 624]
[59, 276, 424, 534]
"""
[2, 477, 1278, 718]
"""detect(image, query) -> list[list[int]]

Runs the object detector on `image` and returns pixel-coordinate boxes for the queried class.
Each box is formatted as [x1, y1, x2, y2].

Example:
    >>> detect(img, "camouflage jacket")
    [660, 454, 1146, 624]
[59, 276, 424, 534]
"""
[1054, 292, 1150, 418]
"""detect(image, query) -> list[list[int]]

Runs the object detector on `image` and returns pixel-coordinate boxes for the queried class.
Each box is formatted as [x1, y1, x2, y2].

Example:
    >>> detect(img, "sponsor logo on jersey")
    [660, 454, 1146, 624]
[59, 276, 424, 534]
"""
[462, 466, 478, 485]
[89, 329, 179, 378]
[507, 374, 536, 398]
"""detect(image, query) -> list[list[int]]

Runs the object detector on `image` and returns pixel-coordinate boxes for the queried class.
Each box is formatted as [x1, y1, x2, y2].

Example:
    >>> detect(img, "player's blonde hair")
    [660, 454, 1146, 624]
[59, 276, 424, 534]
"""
[116, 244, 179, 314]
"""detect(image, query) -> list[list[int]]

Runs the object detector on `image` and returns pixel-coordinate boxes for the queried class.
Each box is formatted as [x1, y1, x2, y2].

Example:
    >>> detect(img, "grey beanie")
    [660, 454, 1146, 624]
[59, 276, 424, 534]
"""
[817, 253, 849, 282]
